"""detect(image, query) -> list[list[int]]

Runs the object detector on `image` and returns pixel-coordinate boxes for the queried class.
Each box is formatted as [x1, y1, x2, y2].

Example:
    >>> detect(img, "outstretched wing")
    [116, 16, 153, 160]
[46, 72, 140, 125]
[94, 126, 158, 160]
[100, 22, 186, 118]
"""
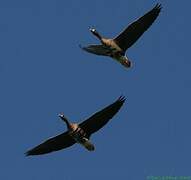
[80, 44, 111, 56]
[114, 4, 162, 51]
[26, 131, 76, 156]
[79, 96, 125, 137]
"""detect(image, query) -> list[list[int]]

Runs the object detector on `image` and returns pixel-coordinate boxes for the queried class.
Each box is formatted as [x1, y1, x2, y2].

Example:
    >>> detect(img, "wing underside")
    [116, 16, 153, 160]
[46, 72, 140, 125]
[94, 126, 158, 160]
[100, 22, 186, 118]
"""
[26, 131, 76, 156]
[114, 4, 162, 51]
[80, 44, 112, 56]
[79, 96, 126, 137]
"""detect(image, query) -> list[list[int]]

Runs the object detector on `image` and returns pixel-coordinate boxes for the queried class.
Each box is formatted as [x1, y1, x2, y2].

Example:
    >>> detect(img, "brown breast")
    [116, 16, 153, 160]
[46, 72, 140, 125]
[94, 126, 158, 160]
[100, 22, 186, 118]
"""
[69, 123, 78, 131]
[102, 39, 123, 52]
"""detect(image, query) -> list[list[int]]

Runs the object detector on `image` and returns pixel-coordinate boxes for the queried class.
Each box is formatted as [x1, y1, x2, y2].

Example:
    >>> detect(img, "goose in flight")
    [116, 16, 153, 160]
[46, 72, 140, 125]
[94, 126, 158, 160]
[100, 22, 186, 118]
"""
[80, 4, 162, 68]
[26, 96, 125, 156]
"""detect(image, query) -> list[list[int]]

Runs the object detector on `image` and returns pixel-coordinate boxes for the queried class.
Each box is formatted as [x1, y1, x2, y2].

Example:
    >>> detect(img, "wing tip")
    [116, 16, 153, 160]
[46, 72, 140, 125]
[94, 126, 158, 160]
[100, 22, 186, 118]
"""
[79, 44, 90, 53]
[25, 147, 40, 156]
[79, 44, 90, 51]
[25, 149, 43, 156]
[79, 44, 84, 50]
[79, 44, 91, 52]
[154, 3, 162, 12]
[25, 151, 31, 156]
[118, 95, 126, 103]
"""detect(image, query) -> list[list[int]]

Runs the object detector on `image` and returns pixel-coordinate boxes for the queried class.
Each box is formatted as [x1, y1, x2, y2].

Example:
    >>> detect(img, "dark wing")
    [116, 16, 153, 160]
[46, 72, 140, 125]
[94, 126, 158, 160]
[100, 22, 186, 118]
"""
[114, 4, 162, 51]
[79, 96, 125, 137]
[25, 131, 76, 156]
[80, 44, 111, 56]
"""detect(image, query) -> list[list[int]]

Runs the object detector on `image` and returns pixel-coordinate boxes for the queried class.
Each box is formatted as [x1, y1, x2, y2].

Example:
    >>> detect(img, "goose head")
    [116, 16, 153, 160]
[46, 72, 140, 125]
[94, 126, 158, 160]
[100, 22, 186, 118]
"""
[58, 113, 72, 129]
[58, 113, 66, 120]
[89, 28, 102, 40]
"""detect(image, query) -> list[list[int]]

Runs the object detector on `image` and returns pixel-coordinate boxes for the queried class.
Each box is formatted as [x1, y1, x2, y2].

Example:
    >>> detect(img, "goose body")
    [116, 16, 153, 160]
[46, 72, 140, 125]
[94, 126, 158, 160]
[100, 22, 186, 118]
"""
[26, 96, 125, 156]
[63, 118, 95, 151]
[80, 4, 162, 68]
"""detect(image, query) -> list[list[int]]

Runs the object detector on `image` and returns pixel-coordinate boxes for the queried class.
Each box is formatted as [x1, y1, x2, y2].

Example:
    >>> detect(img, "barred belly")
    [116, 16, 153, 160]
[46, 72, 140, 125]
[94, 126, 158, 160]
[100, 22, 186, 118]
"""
[70, 127, 95, 151]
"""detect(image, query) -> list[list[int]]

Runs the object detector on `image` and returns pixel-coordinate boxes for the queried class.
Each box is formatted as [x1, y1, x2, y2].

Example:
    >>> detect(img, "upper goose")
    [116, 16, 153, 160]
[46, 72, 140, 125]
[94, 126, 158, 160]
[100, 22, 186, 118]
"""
[80, 4, 162, 68]
[26, 96, 125, 156]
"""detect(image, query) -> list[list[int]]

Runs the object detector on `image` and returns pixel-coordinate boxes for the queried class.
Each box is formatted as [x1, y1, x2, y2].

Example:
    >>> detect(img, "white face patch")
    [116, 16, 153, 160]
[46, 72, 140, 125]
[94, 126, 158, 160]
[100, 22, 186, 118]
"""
[90, 28, 96, 32]
[59, 114, 64, 118]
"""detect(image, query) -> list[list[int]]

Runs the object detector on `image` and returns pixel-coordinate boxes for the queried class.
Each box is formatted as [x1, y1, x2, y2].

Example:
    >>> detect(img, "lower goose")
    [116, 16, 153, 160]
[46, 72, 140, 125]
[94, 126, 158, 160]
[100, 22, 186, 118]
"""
[26, 96, 125, 156]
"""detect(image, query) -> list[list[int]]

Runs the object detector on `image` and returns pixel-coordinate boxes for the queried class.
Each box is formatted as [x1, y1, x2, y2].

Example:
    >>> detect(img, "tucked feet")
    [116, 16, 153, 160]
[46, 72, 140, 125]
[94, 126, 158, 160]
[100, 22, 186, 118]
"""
[121, 60, 131, 68]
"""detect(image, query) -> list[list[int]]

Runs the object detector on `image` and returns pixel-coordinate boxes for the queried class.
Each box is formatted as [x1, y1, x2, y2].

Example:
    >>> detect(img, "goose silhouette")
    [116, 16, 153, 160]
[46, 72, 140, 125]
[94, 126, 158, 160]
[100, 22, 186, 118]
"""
[80, 4, 162, 68]
[26, 96, 125, 156]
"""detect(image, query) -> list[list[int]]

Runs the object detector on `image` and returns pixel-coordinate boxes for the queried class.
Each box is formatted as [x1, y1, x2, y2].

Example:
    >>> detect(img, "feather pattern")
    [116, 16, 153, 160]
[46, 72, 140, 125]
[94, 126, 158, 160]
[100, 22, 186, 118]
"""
[79, 96, 126, 136]
[25, 132, 75, 156]
[80, 44, 112, 56]
[114, 4, 162, 51]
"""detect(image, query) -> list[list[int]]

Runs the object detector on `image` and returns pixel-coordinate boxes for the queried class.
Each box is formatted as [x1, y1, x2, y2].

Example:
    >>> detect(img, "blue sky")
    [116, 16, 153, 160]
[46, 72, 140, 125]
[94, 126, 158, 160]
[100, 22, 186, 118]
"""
[0, 0, 190, 179]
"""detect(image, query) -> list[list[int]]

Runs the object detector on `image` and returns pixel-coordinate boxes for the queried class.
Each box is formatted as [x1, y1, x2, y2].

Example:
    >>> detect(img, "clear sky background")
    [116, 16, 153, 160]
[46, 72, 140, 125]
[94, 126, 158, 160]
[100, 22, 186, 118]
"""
[0, 0, 190, 179]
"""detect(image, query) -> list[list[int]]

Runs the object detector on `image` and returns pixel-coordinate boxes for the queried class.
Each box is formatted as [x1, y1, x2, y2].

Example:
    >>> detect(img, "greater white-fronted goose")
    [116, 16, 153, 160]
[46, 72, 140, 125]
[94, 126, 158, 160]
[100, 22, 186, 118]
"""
[26, 96, 125, 156]
[80, 4, 162, 68]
